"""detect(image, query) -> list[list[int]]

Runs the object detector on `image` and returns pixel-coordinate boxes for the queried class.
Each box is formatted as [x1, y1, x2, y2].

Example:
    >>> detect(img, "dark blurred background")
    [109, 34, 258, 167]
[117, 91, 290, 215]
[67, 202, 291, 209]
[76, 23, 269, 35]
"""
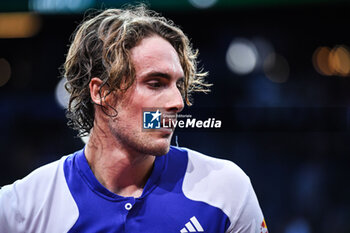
[1, 0, 350, 232]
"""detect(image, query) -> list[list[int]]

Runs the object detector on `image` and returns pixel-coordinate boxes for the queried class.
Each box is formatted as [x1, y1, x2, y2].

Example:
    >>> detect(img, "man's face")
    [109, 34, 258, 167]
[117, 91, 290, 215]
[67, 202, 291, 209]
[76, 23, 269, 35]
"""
[107, 35, 185, 156]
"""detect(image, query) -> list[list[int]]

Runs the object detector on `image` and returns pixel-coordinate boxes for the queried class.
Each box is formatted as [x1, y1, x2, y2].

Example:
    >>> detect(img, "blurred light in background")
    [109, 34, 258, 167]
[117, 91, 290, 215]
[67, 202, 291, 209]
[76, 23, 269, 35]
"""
[81, 134, 89, 144]
[226, 37, 290, 83]
[55, 77, 89, 143]
[29, 0, 95, 13]
[226, 38, 258, 75]
[263, 53, 290, 83]
[252, 37, 275, 71]
[188, 0, 217, 8]
[55, 78, 69, 109]
[0, 13, 41, 38]
[284, 218, 311, 233]
[329, 45, 350, 76]
[312, 46, 333, 76]
[0, 58, 11, 87]
[313, 45, 350, 77]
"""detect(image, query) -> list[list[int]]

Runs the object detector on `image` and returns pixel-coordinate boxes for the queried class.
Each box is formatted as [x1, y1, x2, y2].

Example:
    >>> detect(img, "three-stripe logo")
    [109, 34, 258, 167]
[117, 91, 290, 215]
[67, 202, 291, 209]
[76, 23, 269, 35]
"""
[180, 216, 204, 232]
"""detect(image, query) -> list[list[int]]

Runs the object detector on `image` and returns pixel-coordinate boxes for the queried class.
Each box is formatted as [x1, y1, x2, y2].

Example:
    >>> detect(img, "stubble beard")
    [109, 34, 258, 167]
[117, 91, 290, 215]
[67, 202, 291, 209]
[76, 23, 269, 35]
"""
[110, 122, 172, 156]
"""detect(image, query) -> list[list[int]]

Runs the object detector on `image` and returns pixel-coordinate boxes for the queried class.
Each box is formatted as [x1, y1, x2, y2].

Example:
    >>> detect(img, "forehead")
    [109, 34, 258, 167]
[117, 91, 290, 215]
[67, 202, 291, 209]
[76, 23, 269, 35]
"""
[130, 35, 184, 78]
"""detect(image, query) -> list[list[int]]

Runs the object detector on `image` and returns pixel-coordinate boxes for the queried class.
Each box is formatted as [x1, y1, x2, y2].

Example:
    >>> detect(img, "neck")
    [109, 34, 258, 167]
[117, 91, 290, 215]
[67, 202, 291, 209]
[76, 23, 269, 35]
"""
[84, 127, 155, 198]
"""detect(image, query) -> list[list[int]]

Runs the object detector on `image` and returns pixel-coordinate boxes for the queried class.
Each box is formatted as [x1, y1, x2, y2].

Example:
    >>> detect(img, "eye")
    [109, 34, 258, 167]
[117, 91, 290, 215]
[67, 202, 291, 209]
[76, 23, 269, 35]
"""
[147, 80, 162, 88]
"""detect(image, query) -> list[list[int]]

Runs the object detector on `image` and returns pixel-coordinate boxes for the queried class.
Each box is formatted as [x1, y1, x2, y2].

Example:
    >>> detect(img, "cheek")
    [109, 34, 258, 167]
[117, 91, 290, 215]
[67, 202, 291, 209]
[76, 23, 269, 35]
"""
[117, 89, 146, 120]
[130, 84, 157, 105]
[119, 82, 163, 118]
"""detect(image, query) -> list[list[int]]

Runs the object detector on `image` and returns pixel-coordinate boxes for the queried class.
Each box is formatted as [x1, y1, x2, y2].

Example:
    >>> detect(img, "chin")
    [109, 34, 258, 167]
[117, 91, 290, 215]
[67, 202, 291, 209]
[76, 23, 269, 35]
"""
[149, 140, 171, 156]
[132, 137, 171, 156]
[143, 131, 173, 155]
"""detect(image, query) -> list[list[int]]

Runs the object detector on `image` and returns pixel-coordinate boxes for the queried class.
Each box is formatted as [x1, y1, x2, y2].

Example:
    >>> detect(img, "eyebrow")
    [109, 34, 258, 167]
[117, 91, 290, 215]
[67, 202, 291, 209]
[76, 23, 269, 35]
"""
[143, 71, 184, 81]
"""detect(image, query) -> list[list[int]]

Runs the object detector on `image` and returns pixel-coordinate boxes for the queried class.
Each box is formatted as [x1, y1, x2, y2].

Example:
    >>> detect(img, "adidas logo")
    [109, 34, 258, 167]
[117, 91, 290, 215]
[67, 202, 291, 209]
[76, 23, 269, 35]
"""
[180, 216, 204, 232]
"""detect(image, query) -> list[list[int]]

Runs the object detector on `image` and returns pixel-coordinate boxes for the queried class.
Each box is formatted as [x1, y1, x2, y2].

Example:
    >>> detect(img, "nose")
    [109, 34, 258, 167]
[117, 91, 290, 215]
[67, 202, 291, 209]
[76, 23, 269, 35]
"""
[164, 84, 184, 113]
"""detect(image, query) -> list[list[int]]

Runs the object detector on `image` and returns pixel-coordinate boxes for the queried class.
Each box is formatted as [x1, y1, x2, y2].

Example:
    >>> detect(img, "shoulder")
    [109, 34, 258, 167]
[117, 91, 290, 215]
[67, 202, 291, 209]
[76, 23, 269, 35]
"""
[0, 155, 79, 233]
[6, 156, 67, 200]
[182, 147, 251, 194]
[0, 156, 66, 204]
[180, 147, 265, 232]
[167, 146, 246, 179]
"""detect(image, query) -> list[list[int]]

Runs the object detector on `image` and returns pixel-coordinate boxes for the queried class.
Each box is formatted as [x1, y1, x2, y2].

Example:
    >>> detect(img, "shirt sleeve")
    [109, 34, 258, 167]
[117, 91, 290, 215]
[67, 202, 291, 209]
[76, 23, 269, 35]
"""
[0, 184, 21, 233]
[228, 181, 268, 233]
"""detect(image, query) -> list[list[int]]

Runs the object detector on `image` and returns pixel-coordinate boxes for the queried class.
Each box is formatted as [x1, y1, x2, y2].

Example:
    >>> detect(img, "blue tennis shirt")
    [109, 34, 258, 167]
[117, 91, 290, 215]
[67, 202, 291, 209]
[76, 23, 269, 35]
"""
[0, 146, 267, 233]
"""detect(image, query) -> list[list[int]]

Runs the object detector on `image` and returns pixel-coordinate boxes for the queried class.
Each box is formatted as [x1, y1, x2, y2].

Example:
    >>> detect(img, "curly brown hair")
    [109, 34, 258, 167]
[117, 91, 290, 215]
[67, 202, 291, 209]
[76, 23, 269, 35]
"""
[63, 4, 210, 136]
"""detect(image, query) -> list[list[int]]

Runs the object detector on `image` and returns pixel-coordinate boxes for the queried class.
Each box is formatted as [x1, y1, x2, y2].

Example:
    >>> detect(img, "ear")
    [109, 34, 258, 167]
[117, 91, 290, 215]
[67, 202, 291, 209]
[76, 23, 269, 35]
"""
[89, 77, 105, 106]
